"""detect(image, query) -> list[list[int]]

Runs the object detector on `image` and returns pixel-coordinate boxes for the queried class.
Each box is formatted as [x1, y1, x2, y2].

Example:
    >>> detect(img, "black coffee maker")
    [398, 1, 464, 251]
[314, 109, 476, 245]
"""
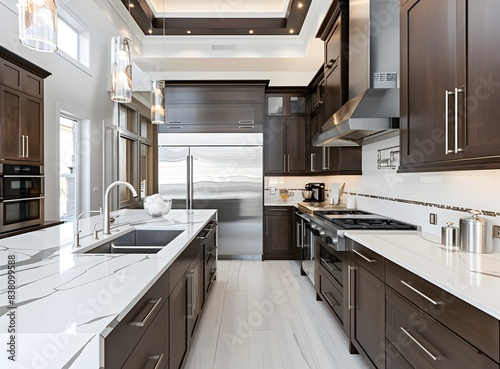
[304, 183, 325, 202]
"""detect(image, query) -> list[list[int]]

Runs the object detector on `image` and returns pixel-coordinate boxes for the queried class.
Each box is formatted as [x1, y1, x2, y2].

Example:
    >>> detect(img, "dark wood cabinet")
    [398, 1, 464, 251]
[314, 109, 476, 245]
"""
[170, 271, 190, 369]
[263, 91, 309, 175]
[160, 82, 265, 133]
[0, 53, 48, 164]
[263, 206, 295, 260]
[349, 243, 386, 369]
[202, 221, 217, 296]
[400, 0, 500, 172]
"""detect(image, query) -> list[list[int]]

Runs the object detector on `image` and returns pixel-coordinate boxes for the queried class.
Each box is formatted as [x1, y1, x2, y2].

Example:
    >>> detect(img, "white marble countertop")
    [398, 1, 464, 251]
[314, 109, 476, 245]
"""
[0, 209, 216, 368]
[346, 230, 500, 320]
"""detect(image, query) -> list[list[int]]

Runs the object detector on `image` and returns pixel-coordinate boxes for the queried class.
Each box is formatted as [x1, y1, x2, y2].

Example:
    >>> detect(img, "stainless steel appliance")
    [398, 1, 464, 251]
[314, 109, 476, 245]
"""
[158, 133, 263, 257]
[304, 183, 325, 202]
[0, 164, 44, 233]
[299, 209, 416, 285]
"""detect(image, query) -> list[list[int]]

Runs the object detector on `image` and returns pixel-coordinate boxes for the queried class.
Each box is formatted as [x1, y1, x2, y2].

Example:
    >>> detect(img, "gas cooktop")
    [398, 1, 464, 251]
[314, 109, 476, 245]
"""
[314, 210, 417, 230]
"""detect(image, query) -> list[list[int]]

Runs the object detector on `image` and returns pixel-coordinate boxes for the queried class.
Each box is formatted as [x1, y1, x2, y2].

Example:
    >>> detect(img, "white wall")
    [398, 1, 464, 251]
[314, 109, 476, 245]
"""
[266, 135, 500, 246]
[0, 0, 125, 219]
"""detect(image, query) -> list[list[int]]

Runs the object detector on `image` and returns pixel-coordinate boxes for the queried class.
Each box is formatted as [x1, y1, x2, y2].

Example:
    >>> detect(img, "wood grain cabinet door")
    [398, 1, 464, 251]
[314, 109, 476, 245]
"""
[286, 116, 307, 173]
[0, 86, 21, 160]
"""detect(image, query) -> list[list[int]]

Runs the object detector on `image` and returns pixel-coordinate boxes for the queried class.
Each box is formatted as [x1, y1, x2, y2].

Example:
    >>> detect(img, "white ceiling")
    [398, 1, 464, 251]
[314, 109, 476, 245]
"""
[103, 0, 332, 89]
[146, 0, 290, 17]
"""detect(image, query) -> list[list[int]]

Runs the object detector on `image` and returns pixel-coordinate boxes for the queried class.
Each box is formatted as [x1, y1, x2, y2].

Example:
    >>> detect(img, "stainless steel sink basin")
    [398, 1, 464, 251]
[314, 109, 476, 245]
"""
[82, 229, 184, 254]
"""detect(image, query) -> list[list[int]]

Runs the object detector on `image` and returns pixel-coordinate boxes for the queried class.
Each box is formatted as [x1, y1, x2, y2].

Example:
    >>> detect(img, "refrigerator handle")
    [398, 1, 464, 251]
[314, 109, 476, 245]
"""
[187, 155, 194, 209]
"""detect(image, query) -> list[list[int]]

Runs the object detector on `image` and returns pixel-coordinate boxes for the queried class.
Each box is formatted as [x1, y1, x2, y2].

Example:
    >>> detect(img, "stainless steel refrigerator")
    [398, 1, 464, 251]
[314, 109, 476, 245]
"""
[158, 133, 263, 257]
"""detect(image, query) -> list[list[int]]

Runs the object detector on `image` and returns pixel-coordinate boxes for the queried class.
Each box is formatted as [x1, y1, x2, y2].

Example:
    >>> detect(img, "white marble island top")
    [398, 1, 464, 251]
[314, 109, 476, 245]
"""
[0, 209, 216, 369]
[346, 231, 500, 320]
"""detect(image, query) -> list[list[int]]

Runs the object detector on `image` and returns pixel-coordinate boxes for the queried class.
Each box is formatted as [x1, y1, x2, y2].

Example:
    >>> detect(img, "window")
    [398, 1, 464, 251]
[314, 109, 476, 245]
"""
[60, 115, 78, 222]
[57, 6, 90, 68]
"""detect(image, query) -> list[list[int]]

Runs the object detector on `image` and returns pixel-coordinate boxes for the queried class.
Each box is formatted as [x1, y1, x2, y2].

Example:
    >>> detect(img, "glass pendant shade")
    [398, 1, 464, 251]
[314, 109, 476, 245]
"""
[18, 0, 58, 52]
[151, 80, 166, 124]
[111, 36, 132, 103]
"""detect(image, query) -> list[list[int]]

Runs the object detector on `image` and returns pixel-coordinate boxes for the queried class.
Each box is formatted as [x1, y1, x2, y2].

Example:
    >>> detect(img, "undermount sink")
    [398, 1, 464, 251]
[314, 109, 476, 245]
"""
[82, 229, 185, 254]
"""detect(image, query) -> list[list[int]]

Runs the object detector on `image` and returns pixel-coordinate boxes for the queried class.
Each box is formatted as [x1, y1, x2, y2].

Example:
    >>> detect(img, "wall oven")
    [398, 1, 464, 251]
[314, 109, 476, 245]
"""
[0, 164, 44, 233]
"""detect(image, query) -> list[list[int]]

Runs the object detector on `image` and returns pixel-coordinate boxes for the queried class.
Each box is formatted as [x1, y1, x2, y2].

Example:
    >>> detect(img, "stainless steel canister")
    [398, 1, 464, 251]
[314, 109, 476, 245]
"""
[441, 222, 459, 247]
[459, 210, 493, 253]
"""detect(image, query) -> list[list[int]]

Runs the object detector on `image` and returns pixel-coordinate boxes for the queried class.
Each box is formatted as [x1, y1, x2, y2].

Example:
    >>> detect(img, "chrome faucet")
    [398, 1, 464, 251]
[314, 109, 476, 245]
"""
[103, 181, 138, 235]
[73, 208, 102, 247]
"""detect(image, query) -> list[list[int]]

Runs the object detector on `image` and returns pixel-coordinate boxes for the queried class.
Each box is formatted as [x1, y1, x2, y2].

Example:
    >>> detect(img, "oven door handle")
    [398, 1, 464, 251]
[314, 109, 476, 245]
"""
[3, 196, 45, 203]
[3, 175, 45, 178]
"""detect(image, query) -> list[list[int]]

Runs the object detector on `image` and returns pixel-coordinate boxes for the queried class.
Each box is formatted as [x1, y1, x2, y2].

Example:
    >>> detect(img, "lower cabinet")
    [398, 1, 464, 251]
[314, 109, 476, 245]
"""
[349, 257, 386, 368]
[263, 206, 295, 260]
[105, 218, 218, 369]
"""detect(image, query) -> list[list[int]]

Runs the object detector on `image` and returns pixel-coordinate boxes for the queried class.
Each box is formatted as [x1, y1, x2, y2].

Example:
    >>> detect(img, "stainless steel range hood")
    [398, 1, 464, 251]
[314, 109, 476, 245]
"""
[314, 0, 400, 147]
[312, 88, 399, 147]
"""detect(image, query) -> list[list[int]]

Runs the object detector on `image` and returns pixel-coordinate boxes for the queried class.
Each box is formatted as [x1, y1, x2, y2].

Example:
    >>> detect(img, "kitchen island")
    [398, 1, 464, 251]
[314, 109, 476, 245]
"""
[0, 209, 217, 369]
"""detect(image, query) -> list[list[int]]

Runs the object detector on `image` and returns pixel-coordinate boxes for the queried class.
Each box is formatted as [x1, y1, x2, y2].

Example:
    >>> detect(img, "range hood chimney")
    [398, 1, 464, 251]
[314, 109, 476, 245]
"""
[313, 0, 400, 147]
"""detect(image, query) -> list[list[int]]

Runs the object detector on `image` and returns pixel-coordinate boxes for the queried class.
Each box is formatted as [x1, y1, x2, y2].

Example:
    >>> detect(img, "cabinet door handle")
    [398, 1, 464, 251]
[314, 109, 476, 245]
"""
[167, 120, 182, 124]
[348, 265, 356, 310]
[321, 258, 340, 272]
[322, 292, 339, 307]
[192, 267, 197, 315]
[455, 86, 465, 153]
[238, 125, 255, 129]
[400, 280, 443, 306]
[148, 353, 165, 369]
[444, 90, 455, 154]
[310, 153, 317, 172]
[238, 120, 254, 124]
[283, 154, 287, 172]
[322, 147, 329, 170]
[326, 58, 338, 69]
[353, 249, 377, 263]
[25, 135, 28, 158]
[20, 135, 25, 158]
[287, 154, 290, 171]
[129, 298, 162, 327]
[269, 208, 287, 211]
[400, 327, 444, 361]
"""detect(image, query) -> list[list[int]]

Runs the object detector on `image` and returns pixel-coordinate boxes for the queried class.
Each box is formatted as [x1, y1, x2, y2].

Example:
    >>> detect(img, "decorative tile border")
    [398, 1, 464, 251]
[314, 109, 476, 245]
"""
[346, 192, 500, 217]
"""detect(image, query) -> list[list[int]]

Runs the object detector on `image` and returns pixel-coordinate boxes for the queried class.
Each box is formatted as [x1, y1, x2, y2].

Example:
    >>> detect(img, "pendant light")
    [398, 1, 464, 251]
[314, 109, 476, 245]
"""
[111, 36, 132, 103]
[18, 0, 58, 52]
[151, 80, 165, 124]
[150, 0, 166, 124]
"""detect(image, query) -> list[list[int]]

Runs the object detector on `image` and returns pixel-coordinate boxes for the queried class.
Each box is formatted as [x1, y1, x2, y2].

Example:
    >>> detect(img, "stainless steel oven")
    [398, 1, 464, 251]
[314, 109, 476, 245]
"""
[0, 164, 45, 233]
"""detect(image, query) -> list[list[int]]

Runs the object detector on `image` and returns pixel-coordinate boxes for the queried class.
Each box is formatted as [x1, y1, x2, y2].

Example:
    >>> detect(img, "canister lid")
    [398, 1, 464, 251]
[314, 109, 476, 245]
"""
[460, 210, 491, 226]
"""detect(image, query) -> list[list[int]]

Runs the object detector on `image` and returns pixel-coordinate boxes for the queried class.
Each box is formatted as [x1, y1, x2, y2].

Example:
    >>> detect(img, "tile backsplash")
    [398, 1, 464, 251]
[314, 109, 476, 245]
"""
[266, 135, 500, 243]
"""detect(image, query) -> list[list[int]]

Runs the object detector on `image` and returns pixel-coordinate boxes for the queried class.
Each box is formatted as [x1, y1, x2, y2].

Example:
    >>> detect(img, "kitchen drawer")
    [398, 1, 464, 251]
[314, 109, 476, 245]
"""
[264, 206, 294, 216]
[169, 238, 201, 295]
[318, 240, 346, 287]
[386, 288, 498, 369]
[122, 301, 169, 369]
[165, 104, 263, 126]
[386, 260, 499, 363]
[318, 267, 344, 326]
[351, 241, 385, 281]
[105, 271, 169, 369]
[158, 123, 262, 134]
[205, 256, 217, 294]
[385, 339, 413, 369]
[166, 85, 264, 104]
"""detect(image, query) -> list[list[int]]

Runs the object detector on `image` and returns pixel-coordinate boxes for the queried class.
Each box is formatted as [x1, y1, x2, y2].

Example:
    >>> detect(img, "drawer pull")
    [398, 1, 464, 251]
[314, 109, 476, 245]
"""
[322, 292, 339, 307]
[268, 208, 288, 212]
[353, 249, 377, 263]
[148, 353, 165, 369]
[400, 327, 444, 361]
[348, 265, 356, 310]
[321, 258, 340, 272]
[400, 280, 443, 306]
[129, 298, 162, 327]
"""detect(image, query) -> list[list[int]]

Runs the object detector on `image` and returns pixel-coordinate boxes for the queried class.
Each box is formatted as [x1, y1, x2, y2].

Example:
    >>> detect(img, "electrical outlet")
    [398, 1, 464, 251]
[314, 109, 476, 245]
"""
[494, 226, 500, 239]
[429, 213, 437, 225]
[289, 192, 294, 196]
[270, 187, 276, 195]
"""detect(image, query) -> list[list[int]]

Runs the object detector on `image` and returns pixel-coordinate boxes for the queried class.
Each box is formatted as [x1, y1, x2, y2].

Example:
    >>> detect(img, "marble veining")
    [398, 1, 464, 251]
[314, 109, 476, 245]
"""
[0, 209, 216, 368]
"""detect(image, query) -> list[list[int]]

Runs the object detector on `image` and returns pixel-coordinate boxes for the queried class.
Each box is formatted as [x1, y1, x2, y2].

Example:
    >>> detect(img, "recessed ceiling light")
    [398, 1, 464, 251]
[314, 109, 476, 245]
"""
[249, 30, 254, 34]
[187, 30, 192, 34]
[298, 3, 304, 8]
[289, 29, 295, 34]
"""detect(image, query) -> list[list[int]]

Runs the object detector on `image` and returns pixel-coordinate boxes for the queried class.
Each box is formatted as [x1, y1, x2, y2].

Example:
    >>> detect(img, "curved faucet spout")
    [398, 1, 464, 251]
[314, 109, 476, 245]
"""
[103, 181, 138, 235]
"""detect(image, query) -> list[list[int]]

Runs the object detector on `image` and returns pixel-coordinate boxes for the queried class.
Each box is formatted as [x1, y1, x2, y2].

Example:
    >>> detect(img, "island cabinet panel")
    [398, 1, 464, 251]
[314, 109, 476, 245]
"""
[170, 272, 190, 369]
[386, 260, 500, 363]
[400, 0, 500, 172]
[121, 301, 169, 369]
[386, 288, 498, 369]
[105, 270, 169, 369]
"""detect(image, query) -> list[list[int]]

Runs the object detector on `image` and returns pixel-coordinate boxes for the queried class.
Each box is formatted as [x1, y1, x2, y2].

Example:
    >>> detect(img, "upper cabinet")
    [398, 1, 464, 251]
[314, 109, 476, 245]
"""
[266, 92, 308, 116]
[399, 0, 500, 172]
[0, 47, 50, 164]
[159, 83, 266, 134]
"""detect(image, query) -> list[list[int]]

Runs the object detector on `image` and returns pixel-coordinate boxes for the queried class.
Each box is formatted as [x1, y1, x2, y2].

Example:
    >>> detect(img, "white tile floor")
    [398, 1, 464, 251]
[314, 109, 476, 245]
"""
[185, 260, 369, 369]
